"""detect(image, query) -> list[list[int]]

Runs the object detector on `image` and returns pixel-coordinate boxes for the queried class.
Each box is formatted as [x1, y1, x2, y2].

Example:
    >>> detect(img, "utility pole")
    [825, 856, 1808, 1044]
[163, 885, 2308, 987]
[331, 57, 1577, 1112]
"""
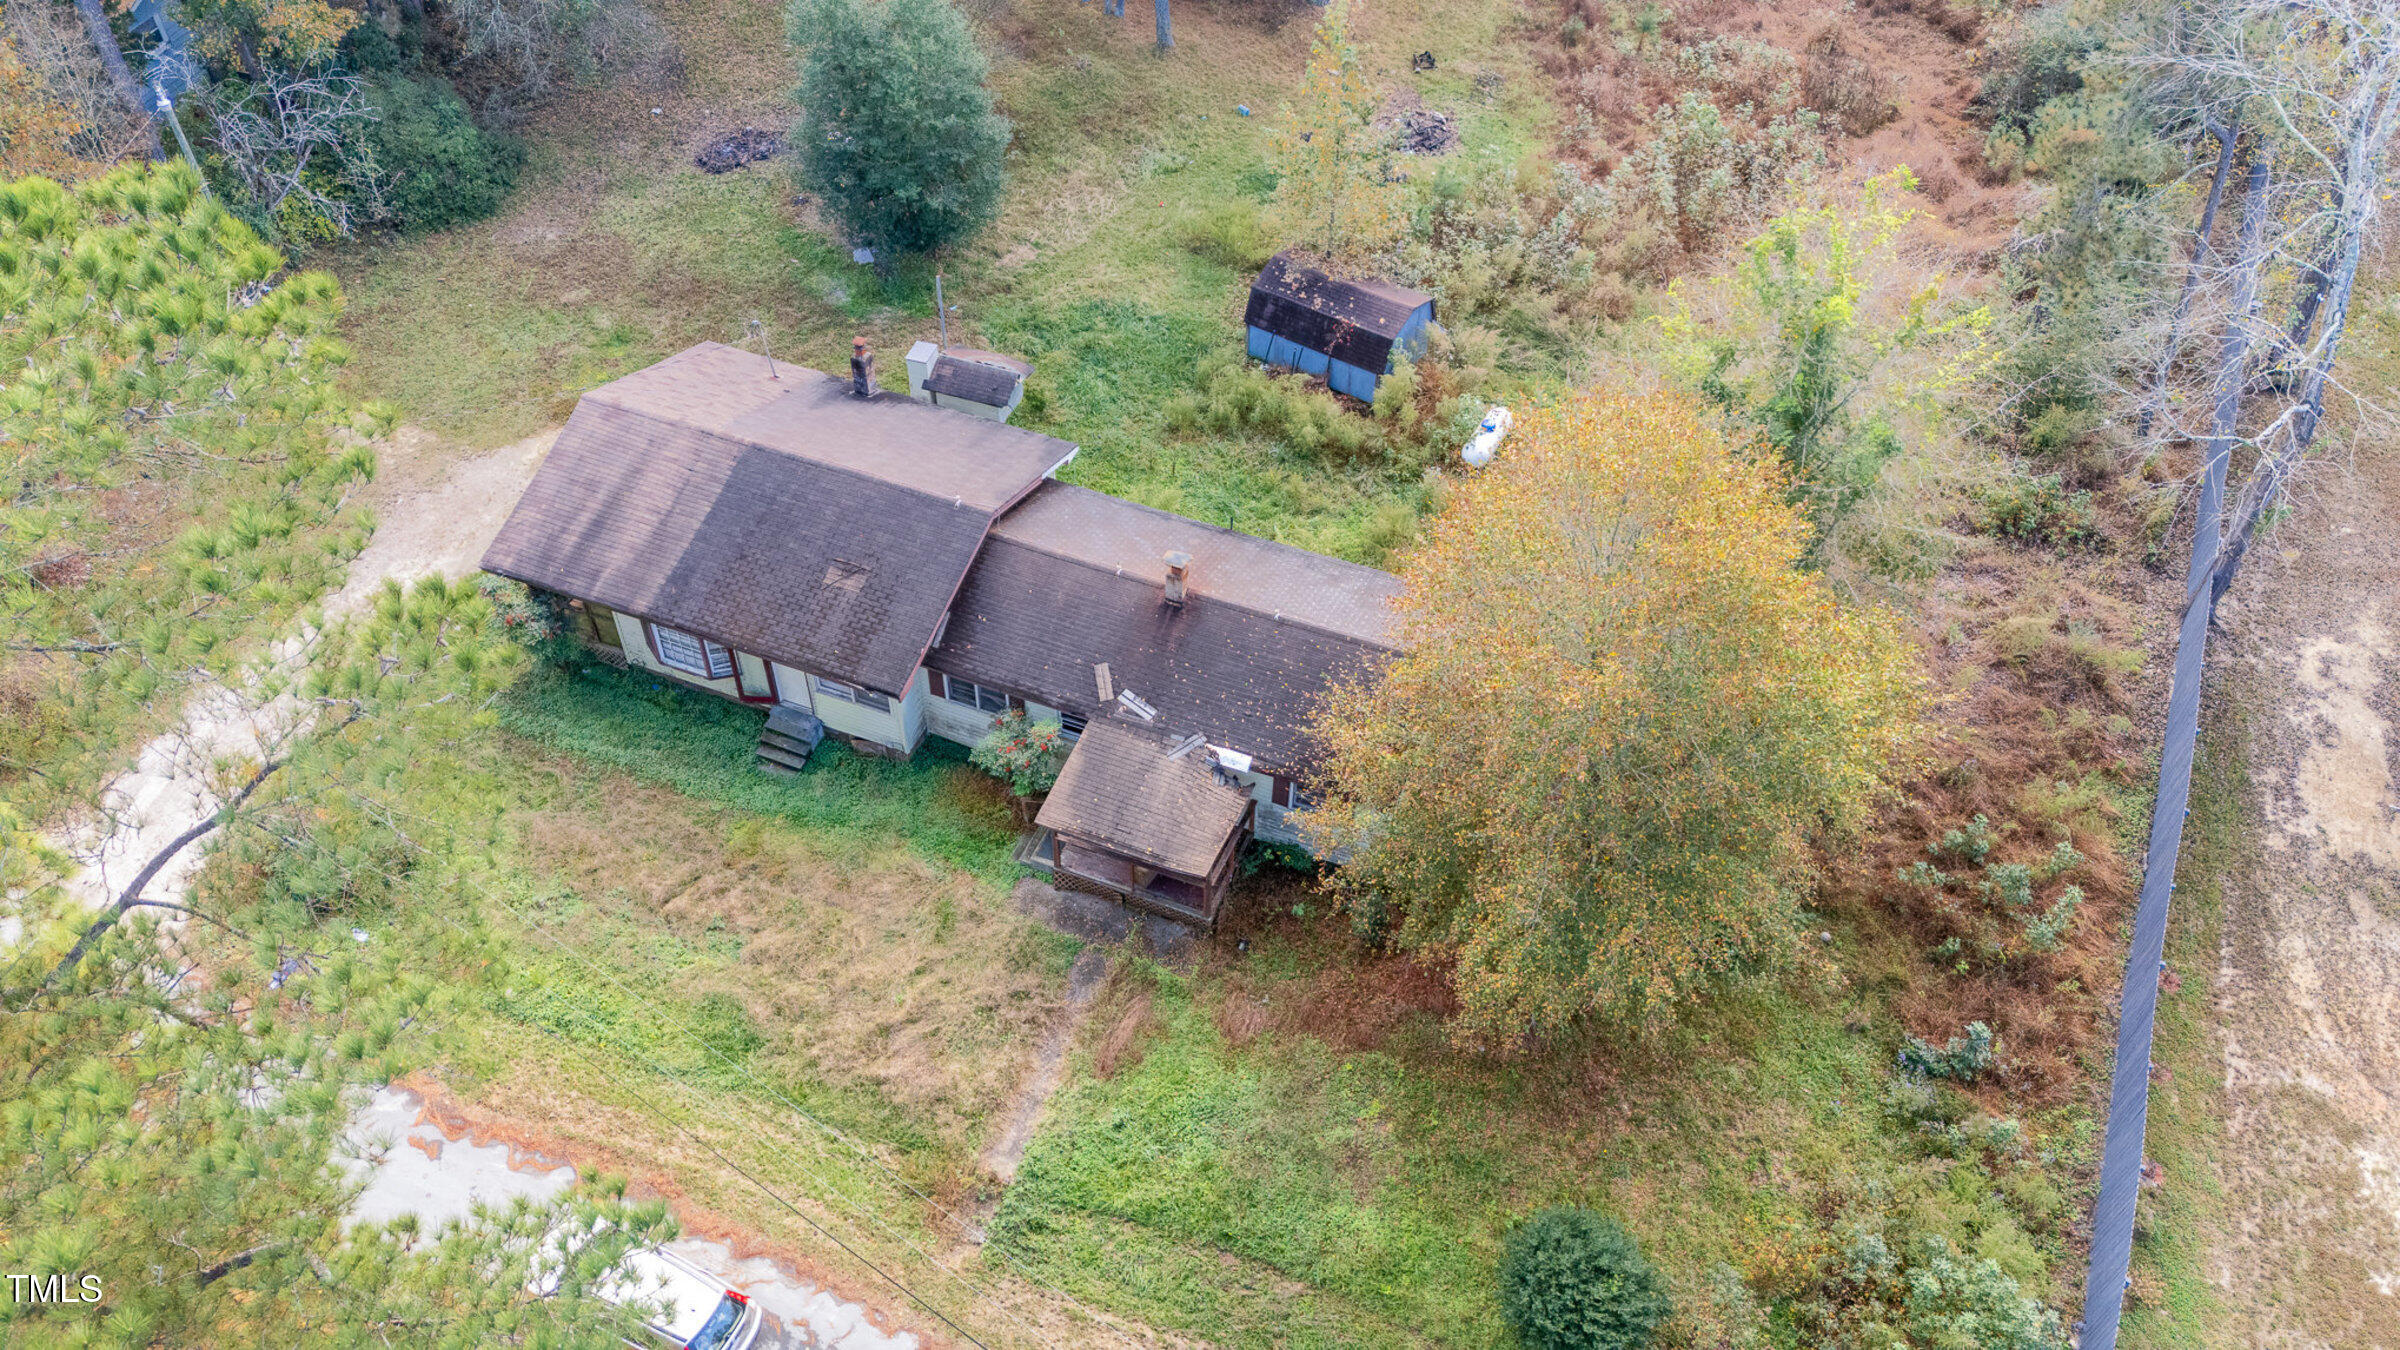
[153, 84, 208, 193]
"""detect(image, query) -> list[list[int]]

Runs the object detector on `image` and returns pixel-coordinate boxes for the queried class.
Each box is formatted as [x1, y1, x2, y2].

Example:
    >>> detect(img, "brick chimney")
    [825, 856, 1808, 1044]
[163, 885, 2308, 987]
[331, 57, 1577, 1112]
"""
[1162, 550, 1191, 606]
[849, 337, 875, 397]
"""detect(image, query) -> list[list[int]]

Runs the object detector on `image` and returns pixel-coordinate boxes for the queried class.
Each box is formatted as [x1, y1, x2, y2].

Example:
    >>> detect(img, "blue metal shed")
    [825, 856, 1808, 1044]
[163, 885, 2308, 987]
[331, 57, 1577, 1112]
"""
[1243, 253, 1435, 401]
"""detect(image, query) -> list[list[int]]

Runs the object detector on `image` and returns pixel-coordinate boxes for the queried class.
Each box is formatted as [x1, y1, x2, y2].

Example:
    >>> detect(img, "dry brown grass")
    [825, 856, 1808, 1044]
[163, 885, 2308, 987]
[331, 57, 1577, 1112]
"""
[1801, 24, 1897, 138]
[1091, 990, 1159, 1080]
[517, 769, 1064, 1145]
[1817, 543, 2172, 1103]
[1214, 986, 1273, 1048]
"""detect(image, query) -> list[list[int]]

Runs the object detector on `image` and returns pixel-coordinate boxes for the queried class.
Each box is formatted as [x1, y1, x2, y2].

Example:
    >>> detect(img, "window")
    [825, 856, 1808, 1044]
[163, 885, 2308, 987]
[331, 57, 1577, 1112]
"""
[812, 675, 891, 713]
[941, 676, 1011, 715]
[1057, 709, 1087, 737]
[652, 624, 733, 679]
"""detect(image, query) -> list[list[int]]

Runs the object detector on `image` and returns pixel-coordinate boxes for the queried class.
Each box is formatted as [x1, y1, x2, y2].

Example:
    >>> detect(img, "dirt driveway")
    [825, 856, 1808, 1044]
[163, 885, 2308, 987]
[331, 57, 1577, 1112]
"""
[2204, 437, 2400, 1342]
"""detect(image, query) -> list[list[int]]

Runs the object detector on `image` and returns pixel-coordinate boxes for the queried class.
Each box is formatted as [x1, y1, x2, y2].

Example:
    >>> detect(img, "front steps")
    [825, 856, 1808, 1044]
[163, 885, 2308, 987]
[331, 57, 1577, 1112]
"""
[757, 704, 825, 773]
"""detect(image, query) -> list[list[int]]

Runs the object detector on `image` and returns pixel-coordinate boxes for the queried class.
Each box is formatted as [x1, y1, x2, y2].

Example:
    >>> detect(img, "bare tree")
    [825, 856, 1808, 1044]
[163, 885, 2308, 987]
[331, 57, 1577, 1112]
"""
[2180, 0, 2400, 599]
[67, 0, 163, 158]
[8, 0, 152, 162]
[2084, 5, 2400, 1346]
[200, 66, 386, 236]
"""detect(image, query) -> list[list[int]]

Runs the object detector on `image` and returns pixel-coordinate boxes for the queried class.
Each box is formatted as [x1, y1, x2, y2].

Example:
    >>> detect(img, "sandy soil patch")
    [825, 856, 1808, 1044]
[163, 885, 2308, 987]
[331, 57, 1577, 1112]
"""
[2204, 444, 2400, 1343]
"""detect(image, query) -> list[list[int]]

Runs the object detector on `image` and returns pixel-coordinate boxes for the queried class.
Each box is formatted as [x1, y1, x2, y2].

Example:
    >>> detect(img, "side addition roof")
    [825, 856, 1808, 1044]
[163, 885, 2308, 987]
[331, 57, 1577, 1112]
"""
[923, 354, 1021, 408]
[1036, 721, 1254, 877]
[1243, 252, 1435, 372]
[930, 481, 1402, 776]
[480, 342, 1077, 695]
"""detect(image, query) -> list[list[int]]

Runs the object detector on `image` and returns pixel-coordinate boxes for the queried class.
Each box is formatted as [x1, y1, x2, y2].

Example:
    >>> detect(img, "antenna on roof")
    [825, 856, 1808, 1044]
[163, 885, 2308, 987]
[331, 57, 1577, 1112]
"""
[934, 272, 948, 348]
[746, 318, 777, 379]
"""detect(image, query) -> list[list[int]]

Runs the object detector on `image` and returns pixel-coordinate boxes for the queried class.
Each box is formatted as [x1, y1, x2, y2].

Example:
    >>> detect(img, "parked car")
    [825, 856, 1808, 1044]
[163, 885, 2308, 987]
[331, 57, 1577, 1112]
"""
[600, 1246, 763, 1350]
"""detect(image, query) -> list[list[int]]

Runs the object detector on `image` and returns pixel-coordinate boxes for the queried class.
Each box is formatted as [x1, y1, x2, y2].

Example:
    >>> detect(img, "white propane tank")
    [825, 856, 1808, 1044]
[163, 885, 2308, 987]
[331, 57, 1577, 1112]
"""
[1462, 405, 1512, 467]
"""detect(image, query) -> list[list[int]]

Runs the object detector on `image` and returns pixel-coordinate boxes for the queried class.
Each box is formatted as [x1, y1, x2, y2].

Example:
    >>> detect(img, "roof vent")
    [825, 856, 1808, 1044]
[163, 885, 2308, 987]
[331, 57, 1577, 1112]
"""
[1162, 550, 1191, 606]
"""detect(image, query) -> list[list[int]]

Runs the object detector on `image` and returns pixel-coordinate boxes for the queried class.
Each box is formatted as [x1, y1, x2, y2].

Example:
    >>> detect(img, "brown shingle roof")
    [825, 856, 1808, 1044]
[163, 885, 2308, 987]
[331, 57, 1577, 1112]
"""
[1037, 721, 1254, 877]
[930, 482, 1401, 775]
[923, 354, 1020, 408]
[480, 344, 1076, 695]
[1244, 252, 1435, 371]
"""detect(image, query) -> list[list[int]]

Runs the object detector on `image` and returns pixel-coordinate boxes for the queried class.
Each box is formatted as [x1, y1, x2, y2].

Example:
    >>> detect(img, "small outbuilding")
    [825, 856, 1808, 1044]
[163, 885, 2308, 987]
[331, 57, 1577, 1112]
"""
[1243, 252, 1436, 401]
[905, 342, 1031, 423]
[1035, 720, 1257, 924]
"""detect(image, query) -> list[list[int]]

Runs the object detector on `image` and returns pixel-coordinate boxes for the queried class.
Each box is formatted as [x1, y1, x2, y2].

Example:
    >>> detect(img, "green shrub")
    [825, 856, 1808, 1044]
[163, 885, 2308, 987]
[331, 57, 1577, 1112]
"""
[1177, 201, 1274, 270]
[1892, 1236, 2063, 1349]
[1976, 14, 2098, 136]
[1980, 861, 2034, 911]
[2020, 401, 2098, 462]
[478, 575, 581, 666]
[969, 708, 1066, 797]
[1975, 472, 2096, 548]
[1932, 814, 1995, 865]
[2023, 885, 2082, 952]
[1498, 1207, 1671, 1350]
[790, 0, 1010, 262]
[364, 74, 521, 233]
[1898, 1021, 1996, 1082]
[340, 16, 404, 72]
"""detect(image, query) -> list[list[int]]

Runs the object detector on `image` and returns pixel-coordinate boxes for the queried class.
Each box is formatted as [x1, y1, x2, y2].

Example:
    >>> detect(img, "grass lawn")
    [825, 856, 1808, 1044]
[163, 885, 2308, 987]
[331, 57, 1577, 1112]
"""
[2111, 618, 2247, 1346]
[348, 658, 1094, 1343]
[310, 0, 2127, 1342]
[983, 913, 2092, 1347]
[333, 0, 1562, 563]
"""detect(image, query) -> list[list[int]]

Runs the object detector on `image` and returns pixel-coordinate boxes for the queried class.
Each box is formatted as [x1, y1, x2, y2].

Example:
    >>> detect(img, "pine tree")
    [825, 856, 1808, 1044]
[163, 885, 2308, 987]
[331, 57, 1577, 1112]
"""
[1267, 0, 1401, 266]
[789, 0, 1010, 265]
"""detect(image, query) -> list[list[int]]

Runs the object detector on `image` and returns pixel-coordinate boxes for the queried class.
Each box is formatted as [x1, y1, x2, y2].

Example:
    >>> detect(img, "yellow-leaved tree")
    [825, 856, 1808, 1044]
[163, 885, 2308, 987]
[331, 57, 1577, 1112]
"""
[1305, 392, 1929, 1043]
[1267, 0, 1402, 265]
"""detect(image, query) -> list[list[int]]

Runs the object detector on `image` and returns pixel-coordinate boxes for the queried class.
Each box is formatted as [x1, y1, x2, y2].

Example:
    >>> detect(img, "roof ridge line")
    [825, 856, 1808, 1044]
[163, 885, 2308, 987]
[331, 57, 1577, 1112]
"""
[977, 532, 1398, 651]
[579, 385, 1026, 519]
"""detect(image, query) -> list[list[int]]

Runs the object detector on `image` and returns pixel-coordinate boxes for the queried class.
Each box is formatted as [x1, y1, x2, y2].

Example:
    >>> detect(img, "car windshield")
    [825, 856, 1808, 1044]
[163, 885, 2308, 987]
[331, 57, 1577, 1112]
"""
[684, 1293, 744, 1350]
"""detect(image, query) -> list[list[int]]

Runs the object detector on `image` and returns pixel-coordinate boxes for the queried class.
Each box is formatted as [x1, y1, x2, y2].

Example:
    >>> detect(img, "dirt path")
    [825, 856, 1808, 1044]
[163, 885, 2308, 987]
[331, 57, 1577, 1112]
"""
[979, 944, 1110, 1186]
[2202, 437, 2400, 1343]
[49, 427, 553, 920]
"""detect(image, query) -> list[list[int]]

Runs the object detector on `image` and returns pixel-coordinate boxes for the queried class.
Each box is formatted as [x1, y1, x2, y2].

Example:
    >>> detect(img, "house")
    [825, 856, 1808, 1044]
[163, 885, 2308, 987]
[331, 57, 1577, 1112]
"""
[481, 342, 1401, 923]
[1244, 252, 1436, 401]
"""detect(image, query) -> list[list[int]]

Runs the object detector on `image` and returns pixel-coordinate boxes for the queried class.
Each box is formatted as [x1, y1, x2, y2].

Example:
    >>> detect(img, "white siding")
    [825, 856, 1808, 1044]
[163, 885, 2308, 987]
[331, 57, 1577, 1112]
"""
[923, 687, 998, 748]
[619, 616, 743, 699]
[770, 660, 917, 753]
[899, 669, 928, 750]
